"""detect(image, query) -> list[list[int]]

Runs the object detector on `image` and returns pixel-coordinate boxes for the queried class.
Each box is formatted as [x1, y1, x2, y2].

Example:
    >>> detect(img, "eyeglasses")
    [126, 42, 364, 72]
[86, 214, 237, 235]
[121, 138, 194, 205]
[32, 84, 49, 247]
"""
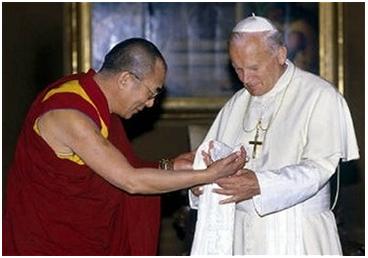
[129, 72, 163, 100]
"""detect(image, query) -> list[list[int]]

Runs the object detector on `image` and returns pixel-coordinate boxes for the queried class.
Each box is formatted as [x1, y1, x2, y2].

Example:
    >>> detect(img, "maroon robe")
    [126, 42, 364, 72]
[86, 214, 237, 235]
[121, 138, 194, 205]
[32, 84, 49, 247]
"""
[3, 70, 161, 255]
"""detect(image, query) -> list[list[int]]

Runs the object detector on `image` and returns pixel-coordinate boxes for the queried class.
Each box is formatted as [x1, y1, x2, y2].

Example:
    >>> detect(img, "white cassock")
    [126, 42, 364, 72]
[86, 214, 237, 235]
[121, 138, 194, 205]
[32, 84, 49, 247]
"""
[189, 60, 359, 255]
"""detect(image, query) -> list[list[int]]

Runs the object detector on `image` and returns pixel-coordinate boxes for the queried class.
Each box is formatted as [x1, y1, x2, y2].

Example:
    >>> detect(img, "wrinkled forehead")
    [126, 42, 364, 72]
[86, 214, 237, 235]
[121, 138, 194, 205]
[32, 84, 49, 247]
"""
[229, 35, 278, 68]
[230, 33, 271, 54]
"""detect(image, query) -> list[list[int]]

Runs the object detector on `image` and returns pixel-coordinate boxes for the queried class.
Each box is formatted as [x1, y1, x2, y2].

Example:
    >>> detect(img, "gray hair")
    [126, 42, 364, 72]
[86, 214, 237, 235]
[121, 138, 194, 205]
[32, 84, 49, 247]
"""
[229, 30, 285, 54]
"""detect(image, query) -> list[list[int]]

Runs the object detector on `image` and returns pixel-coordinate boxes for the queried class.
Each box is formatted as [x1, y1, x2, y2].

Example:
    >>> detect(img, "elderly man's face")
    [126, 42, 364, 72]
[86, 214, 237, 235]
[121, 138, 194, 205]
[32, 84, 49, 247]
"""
[229, 34, 286, 96]
[117, 60, 166, 119]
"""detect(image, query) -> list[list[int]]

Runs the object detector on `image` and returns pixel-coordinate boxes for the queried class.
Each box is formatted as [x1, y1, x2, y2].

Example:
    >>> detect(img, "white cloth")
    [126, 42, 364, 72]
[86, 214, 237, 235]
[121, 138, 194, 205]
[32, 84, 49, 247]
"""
[190, 141, 243, 255]
[189, 60, 359, 255]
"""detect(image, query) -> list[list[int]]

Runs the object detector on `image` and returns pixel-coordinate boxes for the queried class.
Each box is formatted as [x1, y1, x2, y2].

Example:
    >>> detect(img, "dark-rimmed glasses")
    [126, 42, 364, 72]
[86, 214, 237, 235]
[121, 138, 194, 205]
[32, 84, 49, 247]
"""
[129, 72, 163, 100]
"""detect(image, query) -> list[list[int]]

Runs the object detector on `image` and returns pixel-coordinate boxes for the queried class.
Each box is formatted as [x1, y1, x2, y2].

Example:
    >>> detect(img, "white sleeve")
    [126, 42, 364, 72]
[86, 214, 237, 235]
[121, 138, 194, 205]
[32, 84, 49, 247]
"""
[252, 88, 359, 216]
[252, 157, 339, 216]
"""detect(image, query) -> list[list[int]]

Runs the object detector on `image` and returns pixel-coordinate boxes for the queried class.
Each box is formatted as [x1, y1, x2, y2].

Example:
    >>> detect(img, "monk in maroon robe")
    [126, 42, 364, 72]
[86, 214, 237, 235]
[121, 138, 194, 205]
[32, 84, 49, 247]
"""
[3, 38, 245, 255]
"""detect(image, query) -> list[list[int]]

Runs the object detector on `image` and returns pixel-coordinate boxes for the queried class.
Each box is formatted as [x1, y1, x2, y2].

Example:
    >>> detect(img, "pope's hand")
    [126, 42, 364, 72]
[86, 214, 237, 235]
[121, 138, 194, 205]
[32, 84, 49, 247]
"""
[200, 140, 215, 166]
[191, 144, 248, 196]
[173, 150, 196, 170]
[190, 185, 204, 196]
[213, 169, 260, 204]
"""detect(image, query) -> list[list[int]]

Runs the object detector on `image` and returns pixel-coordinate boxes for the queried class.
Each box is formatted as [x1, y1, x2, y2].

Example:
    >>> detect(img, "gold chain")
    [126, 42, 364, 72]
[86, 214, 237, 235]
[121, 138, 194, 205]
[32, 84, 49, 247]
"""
[242, 65, 295, 134]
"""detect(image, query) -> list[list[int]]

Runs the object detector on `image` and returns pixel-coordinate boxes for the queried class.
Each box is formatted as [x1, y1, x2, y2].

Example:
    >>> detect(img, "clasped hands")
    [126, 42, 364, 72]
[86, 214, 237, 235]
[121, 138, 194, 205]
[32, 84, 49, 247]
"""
[191, 141, 260, 204]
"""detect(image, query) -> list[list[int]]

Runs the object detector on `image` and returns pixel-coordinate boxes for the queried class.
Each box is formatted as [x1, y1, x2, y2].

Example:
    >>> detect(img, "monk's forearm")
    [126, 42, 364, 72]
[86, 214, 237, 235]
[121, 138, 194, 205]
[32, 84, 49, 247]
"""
[124, 168, 210, 194]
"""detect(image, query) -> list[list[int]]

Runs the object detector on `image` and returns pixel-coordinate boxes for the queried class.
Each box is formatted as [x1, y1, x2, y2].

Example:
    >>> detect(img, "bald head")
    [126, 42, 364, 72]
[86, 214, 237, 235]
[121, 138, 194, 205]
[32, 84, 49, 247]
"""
[100, 38, 167, 78]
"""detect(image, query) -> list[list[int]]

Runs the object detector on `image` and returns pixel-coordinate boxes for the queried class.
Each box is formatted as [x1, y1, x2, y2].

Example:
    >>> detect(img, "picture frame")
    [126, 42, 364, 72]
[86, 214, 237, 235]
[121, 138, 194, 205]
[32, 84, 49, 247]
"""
[63, 2, 344, 119]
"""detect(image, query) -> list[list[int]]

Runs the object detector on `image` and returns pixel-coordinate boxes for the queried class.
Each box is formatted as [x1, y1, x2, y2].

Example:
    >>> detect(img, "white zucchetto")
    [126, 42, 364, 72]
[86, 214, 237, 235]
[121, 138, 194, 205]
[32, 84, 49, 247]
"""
[232, 13, 277, 33]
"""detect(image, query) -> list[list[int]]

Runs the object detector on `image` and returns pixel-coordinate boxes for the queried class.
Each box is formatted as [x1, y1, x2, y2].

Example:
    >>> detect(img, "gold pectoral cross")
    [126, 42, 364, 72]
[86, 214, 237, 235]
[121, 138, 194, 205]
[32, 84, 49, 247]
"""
[249, 121, 263, 159]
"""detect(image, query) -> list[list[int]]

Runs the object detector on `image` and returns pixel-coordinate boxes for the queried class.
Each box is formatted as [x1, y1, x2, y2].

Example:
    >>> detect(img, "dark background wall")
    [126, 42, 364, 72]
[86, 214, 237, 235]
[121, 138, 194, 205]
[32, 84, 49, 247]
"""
[2, 2, 365, 255]
[3, 3, 64, 183]
[337, 3, 365, 249]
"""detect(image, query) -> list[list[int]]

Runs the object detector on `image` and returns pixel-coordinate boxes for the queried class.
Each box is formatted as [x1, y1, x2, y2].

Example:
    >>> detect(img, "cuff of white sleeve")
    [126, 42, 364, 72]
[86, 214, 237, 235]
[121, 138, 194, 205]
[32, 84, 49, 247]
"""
[252, 172, 274, 216]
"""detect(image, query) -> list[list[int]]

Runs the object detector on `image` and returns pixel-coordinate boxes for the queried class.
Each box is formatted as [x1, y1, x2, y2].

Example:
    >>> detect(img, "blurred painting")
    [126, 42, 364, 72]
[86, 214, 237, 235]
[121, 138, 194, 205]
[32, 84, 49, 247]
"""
[244, 3, 319, 74]
[91, 3, 319, 98]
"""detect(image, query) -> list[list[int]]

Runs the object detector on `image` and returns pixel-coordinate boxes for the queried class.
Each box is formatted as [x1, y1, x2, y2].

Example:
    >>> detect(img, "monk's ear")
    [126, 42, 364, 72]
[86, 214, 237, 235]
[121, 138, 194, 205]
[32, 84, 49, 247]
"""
[117, 71, 131, 89]
[277, 46, 287, 65]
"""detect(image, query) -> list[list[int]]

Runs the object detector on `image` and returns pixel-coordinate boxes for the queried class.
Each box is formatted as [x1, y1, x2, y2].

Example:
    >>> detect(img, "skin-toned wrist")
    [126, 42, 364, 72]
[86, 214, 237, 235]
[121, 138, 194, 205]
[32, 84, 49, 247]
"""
[212, 168, 260, 204]
[248, 170, 261, 195]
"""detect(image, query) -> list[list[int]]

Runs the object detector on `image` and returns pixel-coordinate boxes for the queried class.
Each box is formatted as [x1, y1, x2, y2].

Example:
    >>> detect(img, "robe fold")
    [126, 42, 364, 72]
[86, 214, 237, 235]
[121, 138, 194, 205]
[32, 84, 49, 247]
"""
[190, 60, 359, 255]
[3, 69, 161, 255]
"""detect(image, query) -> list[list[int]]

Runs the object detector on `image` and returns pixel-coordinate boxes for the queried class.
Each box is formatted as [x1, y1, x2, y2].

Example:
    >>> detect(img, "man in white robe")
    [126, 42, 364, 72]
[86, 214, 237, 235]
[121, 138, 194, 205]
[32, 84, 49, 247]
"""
[190, 14, 359, 255]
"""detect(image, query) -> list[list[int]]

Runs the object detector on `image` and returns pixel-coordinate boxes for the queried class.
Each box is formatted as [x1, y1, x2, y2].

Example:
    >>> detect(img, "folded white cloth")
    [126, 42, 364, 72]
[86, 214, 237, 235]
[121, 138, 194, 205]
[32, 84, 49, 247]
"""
[189, 140, 243, 255]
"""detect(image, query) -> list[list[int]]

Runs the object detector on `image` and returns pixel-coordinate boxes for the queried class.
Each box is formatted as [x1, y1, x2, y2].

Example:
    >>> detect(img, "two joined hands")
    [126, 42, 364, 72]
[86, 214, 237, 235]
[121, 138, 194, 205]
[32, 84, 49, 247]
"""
[189, 141, 260, 204]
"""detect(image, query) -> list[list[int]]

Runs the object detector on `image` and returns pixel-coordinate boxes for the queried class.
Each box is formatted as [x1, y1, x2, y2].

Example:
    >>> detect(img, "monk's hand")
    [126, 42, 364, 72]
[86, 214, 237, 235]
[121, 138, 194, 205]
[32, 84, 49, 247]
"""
[213, 169, 260, 204]
[173, 150, 196, 170]
[207, 147, 246, 180]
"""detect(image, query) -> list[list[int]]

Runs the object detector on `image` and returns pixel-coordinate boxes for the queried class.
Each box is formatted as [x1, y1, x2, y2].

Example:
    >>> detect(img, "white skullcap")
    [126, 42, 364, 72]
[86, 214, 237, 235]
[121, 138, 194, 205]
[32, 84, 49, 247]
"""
[232, 13, 277, 33]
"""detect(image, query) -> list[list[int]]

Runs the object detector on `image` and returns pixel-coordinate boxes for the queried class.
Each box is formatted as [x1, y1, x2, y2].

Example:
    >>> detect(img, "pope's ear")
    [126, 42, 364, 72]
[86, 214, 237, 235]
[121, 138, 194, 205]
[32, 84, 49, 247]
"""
[277, 46, 287, 65]
[117, 71, 132, 89]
